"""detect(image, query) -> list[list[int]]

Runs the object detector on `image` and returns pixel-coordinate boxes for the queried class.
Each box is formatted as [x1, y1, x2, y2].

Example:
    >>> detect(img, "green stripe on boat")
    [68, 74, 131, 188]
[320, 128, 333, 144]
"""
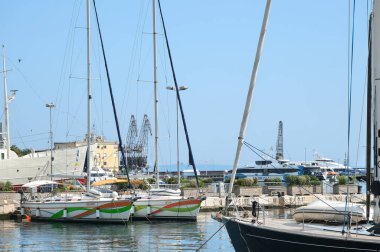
[49, 205, 131, 219]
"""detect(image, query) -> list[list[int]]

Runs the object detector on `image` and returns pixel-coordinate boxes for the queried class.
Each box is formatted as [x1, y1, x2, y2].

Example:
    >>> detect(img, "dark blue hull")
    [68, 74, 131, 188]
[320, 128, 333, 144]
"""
[223, 218, 380, 252]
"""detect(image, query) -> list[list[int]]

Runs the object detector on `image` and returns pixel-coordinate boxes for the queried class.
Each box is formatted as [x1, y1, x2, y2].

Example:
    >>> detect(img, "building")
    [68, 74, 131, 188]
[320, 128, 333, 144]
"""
[55, 134, 119, 173]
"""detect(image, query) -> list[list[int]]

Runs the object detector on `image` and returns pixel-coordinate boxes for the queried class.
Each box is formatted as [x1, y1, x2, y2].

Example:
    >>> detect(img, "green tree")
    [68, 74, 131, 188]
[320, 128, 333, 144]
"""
[11, 145, 32, 157]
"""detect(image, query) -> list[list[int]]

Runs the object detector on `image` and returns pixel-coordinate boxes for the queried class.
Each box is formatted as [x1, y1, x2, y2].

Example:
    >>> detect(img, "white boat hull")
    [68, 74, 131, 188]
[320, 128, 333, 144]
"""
[131, 196, 203, 221]
[22, 197, 132, 222]
[293, 200, 368, 223]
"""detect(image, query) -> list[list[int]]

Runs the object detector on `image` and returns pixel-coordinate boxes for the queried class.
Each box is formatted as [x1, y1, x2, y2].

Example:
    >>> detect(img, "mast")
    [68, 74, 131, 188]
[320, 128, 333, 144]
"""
[373, 0, 380, 224]
[2, 46, 10, 159]
[153, 0, 159, 189]
[366, 12, 372, 222]
[86, 0, 92, 192]
[227, 0, 272, 196]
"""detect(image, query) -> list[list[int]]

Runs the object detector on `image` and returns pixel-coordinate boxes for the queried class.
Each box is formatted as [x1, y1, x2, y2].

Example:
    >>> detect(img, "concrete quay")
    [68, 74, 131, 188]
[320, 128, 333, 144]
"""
[200, 194, 370, 211]
[0, 192, 370, 219]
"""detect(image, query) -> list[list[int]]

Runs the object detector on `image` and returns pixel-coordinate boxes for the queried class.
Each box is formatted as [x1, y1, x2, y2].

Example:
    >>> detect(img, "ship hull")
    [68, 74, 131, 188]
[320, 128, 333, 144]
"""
[223, 217, 380, 252]
[0, 146, 87, 185]
[131, 196, 203, 221]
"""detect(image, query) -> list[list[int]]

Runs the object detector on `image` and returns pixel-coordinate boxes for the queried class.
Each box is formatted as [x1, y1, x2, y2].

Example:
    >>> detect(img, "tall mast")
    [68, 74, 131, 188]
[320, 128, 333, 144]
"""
[2, 46, 10, 159]
[153, 0, 159, 189]
[366, 13, 372, 222]
[86, 0, 92, 192]
[227, 0, 272, 196]
[373, 0, 380, 223]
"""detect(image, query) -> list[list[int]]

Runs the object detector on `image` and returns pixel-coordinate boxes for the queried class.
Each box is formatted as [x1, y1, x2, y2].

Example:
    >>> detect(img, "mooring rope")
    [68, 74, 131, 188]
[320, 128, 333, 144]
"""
[195, 219, 229, 252]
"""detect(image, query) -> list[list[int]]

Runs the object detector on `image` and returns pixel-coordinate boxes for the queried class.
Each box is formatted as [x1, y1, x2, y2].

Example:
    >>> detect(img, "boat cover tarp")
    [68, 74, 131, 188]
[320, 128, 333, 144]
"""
[22, 180, 60, 188]
[91, 179, 128, 186]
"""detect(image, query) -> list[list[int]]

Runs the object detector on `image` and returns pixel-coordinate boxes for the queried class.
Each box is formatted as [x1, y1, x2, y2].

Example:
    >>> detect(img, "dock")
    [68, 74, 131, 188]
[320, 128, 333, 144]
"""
[0, 191, 369, 219]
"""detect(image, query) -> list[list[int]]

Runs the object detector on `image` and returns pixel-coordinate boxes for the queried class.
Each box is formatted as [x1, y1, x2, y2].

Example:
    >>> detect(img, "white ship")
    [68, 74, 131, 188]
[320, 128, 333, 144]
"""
[0, 145, 87, 185]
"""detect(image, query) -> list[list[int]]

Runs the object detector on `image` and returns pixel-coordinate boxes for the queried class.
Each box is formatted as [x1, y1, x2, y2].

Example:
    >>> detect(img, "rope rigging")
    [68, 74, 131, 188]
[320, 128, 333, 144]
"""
[343, 0, 356, 235]
[157, 0, 200, 188]
[92, 0, 131, 187]
[243, 141, 281, 170]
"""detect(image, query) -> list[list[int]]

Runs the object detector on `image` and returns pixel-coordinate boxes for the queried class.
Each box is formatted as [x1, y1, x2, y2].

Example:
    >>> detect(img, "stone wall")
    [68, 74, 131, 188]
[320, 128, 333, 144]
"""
[232, 186, 262, 197]
[333, 184, 359, 194]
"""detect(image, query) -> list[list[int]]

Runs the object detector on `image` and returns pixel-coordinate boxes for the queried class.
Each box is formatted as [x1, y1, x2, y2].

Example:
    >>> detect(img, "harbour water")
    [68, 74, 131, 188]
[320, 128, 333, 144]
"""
[0, 212, 233, 251]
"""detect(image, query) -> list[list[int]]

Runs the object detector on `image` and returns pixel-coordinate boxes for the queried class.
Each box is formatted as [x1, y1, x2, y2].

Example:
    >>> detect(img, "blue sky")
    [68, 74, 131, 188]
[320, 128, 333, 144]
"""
[0, 1, 371, 169]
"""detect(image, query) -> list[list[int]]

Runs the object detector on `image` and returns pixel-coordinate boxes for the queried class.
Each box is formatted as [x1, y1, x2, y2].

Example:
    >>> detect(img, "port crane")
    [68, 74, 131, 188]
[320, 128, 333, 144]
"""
[126, 114, 152, 172]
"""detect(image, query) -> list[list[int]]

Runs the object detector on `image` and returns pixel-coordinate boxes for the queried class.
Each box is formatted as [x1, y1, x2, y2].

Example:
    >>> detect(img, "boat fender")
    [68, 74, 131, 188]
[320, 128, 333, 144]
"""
[96, 209, 100, 219]
[112, 191, 118, 198]
[24, 215, 31, 222]
[252, 201, 258, 223]
[371, 181, 380, 196]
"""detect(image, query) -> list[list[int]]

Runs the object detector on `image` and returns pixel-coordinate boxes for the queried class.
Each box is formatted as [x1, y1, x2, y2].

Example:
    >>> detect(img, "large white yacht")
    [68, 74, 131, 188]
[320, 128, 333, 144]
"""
[226, 160, 299, 182]
[298, 153, 347, 181]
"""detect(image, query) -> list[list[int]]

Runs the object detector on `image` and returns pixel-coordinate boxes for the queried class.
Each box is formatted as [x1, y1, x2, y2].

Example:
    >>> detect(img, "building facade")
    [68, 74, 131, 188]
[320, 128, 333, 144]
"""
[55, 135, 119, 173]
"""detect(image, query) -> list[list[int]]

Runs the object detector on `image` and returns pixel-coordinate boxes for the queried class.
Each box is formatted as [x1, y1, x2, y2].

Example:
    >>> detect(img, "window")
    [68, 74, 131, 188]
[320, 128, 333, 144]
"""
[103, 162, 107, 166]
[255, 160, 272, 166]
[1, 153, 4, 160]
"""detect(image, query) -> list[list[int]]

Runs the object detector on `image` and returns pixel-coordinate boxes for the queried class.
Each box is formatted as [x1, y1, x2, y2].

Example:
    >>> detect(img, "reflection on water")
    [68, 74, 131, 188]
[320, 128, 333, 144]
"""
[0, 213, 233, 251]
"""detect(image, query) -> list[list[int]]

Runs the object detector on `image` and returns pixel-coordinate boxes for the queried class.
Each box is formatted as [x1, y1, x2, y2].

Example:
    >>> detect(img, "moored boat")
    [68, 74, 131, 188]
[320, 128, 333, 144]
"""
[293, 200, 368, 223]
[131, 195, 203, 221]
[126, 0, 205, 222]
[20, 0, 135, 224]
[222, 216, 380, 252]
[21, 180, 133, 222]
[217, 0, 380, 250]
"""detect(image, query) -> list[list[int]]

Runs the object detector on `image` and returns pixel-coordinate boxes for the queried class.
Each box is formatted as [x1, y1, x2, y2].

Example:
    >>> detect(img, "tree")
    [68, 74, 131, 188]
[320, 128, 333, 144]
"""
[10, 145, 32, 157]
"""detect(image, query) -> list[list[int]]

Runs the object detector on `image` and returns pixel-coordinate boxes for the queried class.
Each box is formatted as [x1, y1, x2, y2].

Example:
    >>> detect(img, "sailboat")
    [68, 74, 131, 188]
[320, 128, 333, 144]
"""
[217, 0, 380, 251]
[20, 0, 133, 223]
[130, 0, 204, 221]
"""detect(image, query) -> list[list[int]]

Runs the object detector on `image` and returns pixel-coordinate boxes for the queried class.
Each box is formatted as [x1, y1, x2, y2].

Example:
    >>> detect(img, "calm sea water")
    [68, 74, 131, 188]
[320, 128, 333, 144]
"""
[0, 212, 233, 251]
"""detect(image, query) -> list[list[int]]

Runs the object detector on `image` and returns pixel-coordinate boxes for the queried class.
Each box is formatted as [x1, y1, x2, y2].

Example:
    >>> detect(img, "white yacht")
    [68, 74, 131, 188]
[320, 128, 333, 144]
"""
[298, 154, 345, 181]
[227, 160, 299, 182]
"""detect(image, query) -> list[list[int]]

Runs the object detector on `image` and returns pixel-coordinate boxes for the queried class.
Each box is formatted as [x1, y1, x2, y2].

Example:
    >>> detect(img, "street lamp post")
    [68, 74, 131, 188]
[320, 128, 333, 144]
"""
[166, 85, 188, 187]
[46, 103, 55, 181]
